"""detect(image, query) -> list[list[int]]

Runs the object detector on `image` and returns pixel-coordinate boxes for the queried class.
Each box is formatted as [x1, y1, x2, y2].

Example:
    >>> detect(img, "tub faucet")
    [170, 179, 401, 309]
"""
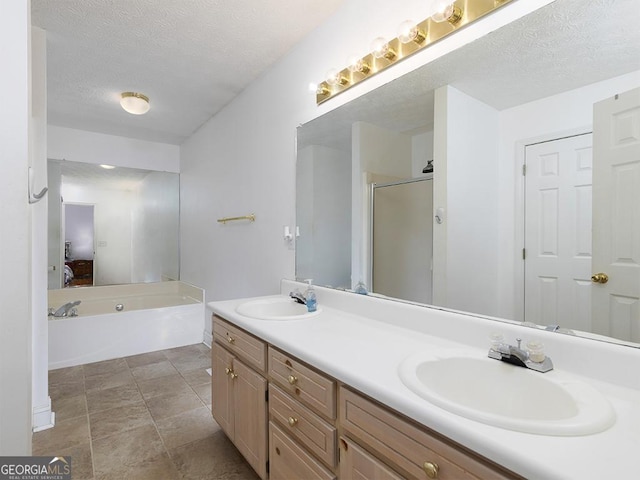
[488, 337, 553, 373]
[289, 290, 306, 305]
[49, 300, 81, 318]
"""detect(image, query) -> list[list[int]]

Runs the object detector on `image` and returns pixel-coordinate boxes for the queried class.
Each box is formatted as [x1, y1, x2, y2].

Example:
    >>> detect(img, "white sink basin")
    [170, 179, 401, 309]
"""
[398, 351, 615, 436]
[235, 296, 321, 321]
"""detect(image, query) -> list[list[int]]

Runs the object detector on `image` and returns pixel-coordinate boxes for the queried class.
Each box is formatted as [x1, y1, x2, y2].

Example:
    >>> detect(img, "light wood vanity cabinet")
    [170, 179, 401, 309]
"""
[212, 314, 520, 480]
[339, 387, 521, 480]
[211, 316, 268, 479]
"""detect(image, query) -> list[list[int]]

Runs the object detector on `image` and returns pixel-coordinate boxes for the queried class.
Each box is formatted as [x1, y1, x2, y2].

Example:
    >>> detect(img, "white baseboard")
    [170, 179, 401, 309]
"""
[32, 397, 55, 432]
[203, 329, 212, 348]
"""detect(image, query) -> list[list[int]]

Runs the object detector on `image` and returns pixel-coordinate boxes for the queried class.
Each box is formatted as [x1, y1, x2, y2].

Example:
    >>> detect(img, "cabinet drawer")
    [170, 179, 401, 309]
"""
[269, 384, 337, 468]
[268, 347, 336, 420]
[269, 422, 336, 480]
[339, 436, 404, 480]
[213, 315, 266, 373]
[339, 387, 519, 480]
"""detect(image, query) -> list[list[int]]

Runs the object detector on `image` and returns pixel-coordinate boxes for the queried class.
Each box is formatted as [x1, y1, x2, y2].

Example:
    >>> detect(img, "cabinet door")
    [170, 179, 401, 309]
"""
[269, 422, 336, 480]
[211, 343, 234, 436]
[233, 358, 268, 480]
[339, 436, 404, 480]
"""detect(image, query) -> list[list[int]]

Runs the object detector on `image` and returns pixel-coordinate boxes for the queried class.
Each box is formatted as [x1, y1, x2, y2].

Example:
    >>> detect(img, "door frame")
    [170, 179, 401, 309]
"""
[513, 126, 592, 323]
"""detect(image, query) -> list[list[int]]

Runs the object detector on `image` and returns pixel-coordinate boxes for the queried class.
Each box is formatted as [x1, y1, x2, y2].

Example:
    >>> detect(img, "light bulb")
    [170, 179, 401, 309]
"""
[370, 37, 396, 60]
[431, 1, 463, 24]
[326, 68, 348, 87]
[398, 20, 425, 44]
[347, 55, 370, 74]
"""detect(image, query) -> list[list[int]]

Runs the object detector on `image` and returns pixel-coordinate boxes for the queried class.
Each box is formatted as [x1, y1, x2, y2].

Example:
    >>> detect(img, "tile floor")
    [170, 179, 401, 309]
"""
[33, 343, 260, 480]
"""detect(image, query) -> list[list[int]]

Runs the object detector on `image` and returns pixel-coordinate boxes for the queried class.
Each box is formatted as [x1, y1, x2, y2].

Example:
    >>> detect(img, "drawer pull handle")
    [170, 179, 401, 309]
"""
[287, 416, 298, 427]
[227, 336, 235, 344]
[287, 375, 298, 385]
[423, 461, 439, 479]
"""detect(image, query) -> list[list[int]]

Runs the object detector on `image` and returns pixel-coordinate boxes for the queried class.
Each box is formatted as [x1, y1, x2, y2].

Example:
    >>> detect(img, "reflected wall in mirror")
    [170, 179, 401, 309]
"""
[295, 0, 640, 347]
[47, 160, 179, 289]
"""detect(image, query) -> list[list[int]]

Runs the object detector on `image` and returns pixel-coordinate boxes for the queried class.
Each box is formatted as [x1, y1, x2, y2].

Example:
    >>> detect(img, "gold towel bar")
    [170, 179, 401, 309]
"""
[217, 214, 256, 224]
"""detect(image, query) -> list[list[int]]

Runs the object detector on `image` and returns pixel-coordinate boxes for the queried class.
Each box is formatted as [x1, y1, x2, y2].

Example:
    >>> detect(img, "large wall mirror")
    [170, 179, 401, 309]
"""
[296, 0, 640, 348]
[48, 160, 179, 289]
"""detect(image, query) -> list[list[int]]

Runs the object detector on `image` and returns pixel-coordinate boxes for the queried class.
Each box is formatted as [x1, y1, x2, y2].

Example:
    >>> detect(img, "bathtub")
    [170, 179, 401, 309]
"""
[48, 281, 205, 369]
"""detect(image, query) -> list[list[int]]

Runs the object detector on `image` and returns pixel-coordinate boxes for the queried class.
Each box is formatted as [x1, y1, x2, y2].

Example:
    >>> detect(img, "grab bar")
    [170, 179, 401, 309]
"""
[217, 214, 256, 224]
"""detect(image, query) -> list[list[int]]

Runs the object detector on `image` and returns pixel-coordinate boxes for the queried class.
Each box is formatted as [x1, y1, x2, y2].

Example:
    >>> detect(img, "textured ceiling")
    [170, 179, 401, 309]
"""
[299, 0, 640, 152]
[31, 0, 346, 145]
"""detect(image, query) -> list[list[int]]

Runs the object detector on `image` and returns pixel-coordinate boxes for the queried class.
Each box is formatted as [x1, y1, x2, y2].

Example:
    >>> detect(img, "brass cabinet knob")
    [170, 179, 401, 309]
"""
[287, 416, 298, 427]
[224, 367, 232, 375]
[423, 461, 439, 479]
[227, 336, 235, 344]
[287, 375, 298, 385]
[230, 372, 238, 380]
[591, 273, 609, 284]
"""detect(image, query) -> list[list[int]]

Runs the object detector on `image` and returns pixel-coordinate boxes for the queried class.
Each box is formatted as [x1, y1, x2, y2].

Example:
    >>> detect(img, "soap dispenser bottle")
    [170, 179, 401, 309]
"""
[304, 279, 317, 313]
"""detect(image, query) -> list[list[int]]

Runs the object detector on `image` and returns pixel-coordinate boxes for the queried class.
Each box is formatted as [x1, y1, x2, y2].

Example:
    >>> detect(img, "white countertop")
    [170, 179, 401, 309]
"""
[208, 282, 640, 480]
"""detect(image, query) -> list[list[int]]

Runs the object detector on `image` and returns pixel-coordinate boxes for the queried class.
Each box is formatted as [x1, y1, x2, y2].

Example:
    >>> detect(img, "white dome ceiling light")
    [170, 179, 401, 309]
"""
[120, 92, 150, 115]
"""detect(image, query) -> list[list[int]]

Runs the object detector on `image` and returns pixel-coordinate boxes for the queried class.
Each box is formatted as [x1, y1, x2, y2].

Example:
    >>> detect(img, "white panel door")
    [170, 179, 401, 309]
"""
[524, 134, 593, 331]
[592, 88, 640, 342]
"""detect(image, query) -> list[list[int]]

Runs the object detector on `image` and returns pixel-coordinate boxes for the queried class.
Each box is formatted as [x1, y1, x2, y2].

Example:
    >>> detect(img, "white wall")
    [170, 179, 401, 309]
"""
[48, 125, 180, 172]
[496, 70, 640, 321]
[179, 0, 552, 302]
[296, 145, 351, 288]
[131, 171, 180, 283]
[433, 85, 500, 316]
[0, 0, 33, 454]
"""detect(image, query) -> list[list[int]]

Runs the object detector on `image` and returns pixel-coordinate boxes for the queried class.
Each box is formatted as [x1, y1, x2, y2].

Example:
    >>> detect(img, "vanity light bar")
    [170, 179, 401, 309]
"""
[315, 0, 515, 105]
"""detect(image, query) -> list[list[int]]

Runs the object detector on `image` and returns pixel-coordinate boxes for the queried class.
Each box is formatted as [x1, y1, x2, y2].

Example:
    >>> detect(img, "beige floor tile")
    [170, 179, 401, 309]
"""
[86, 382, 143, 414]
[164, 344, 205, 360]
[84, 369, 136, 392]
[191, 383, 212, 408]
[49, 365, 84, 385]
[124, 350, 167, 369]
[92, 425, 165, 478]
[145, 389, 204, 421]
[155, 406, 220, 450]
[136, 372, 192, 400]
[131, 360, 178, 382]
[180, 368, 211, 388]
[32, 415, 90, 454]
[170, 353, 211, 374]
[49, 379, 85, 401]
[95, 453, 179, 480]
[169, 431, 259, 480]
[57, 443, 94, 480]
[89, 400, 153, 440]
[52, 393, 87, 422]
[83, 358, 129, 378]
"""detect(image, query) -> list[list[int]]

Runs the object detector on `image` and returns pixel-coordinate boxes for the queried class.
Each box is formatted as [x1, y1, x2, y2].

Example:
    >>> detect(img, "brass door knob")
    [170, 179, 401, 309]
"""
[423, 461, 439, 479]
[287, 417, 298, 427]
[287, 375, 298, 385]
[591, 273, 609, 284]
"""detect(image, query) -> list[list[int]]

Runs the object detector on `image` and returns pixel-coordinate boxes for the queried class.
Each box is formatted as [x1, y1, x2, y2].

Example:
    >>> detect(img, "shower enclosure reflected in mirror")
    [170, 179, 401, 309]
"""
[47, 160, 179, 289]
[295, 0, 640, 348]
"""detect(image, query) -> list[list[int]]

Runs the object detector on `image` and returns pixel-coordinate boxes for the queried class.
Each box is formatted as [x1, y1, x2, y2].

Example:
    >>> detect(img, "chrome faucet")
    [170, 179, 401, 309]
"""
[289, 290, 306, 305]
[488, 337, 553, 373]
[48, 300, 81, 318]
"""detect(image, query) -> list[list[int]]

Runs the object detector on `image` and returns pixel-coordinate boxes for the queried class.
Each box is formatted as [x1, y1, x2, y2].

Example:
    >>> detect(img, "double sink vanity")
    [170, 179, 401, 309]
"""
[209, 280, 640, 479]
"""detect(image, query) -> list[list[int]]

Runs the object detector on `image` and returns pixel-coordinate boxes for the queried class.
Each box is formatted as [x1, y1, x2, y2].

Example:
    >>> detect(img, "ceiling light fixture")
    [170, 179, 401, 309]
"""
[120, 92, 150, 115]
